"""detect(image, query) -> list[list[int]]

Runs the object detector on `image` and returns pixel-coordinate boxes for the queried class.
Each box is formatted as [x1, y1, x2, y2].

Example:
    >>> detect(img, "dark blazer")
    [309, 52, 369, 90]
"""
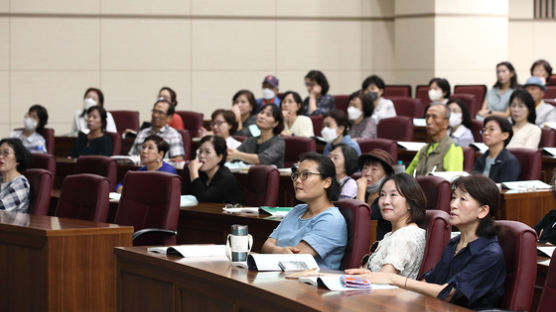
[472, 148, 520, 183]
[182, 165, 245, 205]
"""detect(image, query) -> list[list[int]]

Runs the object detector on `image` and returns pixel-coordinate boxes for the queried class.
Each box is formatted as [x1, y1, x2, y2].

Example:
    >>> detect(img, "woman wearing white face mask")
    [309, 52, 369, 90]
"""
[347, 90, 377, 140]
[321, 110, 361, 156]
[71, 87, 117, 136]
[427, 78, 451, 105]
[9, 105, 49, 153]
[447, 98, 474, 147]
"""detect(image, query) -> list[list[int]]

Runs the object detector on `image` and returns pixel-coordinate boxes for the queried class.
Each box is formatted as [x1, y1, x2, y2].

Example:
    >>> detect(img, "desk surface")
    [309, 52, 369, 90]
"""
[115, 246, 471, 312]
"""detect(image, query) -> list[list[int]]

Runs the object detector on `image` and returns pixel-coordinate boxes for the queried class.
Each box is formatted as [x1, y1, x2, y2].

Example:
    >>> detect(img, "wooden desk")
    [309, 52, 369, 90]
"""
[54, 136, 134, 158]
[0, 212, 133, 311]
[499, 189, 556, 227]
[115, 246, 471, 312]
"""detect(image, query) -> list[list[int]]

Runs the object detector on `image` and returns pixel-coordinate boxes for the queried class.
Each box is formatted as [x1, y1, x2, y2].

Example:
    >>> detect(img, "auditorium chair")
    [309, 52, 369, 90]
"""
[415, 85, 430, 108]
[507, 148, 542, 180]
[453, 84, 487, 106]
[176, 111, 204, 138]
[233, 135, 248, 142]
[377, 116, 414, 141]
[450, 93, 480, 118]
[545, 85, 556, 99]
[335, 199, 371, 270]
[416, 176, 451, 213]
[549, 75, 556, 86]
[55, 174, 110, 223]
[177, 129, 192, 160]
[106, 131, 122, 155]
[309, 115, 324, 137]
[470, 119, 483, 142]
[356, 138, 397, 162]
[462, 146, 476, 172]
[540, 127, 555, 148]
[30, 153, 56, 177]
[115, 171, 182, 246]
[23, 168, 53, 216]
[333, 95, 349, 113]
[537, 249, 556, 312]
[244, 165, 280, 207]
[416, 210, 451, 279]
[75, 155, 118, 190]
[110, 110, 139, 136]
[496, 220, 537, 311]
[383, 85, 412, 98]
[283, 136, 316, 168]
[387, 96, 424, 118]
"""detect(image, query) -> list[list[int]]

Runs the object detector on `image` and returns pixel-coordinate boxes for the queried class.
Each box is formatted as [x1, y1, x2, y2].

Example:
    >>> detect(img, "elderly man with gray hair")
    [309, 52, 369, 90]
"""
[406, 103, 463, 176]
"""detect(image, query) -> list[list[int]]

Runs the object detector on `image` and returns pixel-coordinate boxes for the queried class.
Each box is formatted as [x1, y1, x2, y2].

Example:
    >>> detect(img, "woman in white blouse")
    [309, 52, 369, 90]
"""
[280, 91, 314, 137]
[361, 75, 396, 124]
[347, 173, 427, 279]
[506, 89, 541, 150]
[72, 87, 117, 135]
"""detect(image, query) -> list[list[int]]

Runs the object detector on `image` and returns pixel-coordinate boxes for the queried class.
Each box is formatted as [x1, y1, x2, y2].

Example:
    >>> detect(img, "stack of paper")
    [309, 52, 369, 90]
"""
[501, 180, 552, 191]
[148, 244, 227, 258]
[397, 141, 427, 152]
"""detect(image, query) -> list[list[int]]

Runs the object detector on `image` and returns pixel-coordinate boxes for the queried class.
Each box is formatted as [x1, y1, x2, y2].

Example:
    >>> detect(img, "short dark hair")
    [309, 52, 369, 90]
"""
[379, 173, 426, 225]
[428, 78, 451, 98]
[211, 109, 238, 135]
[530, 59, 553, 79]
[452, 175, 500, 237]
[29, 104, 48, 132]
[199, 135, 228, 167]
[330, 143, 359, 176]
[305, 70, 330, 95]
[446, 98, 471, 129]
[509, 89, 536, 124]
[154, 98, 175, 116]
[233, 90, 258, 116]
[0, 138, 32, 173]
[259, 103, 284, 135]
[348, 90, 375, 118]
[280, 91, 304, 115]
[299, 152, 341, 201]
[86, 105, 108, 132]
[83, 87, 104, 106]
[143, 134, 170, 158]
[326, 110, 350, 135]
[361, 75, 385, 91]
[159, 86, 178, 106]
[495, 61, 518, 89]
[484, 115, 513, 146]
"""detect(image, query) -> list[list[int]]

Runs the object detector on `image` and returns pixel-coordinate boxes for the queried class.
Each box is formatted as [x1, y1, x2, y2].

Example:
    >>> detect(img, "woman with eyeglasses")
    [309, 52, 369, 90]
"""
[198, 109, 242, 149]
[262, 153, 347, 270]
[0, 138, 32, 213]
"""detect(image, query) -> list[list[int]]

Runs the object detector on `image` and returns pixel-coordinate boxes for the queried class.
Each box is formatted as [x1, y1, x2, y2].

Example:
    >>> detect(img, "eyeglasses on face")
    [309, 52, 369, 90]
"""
[291, 170, 320, 181]
[151, 109, 167, 116]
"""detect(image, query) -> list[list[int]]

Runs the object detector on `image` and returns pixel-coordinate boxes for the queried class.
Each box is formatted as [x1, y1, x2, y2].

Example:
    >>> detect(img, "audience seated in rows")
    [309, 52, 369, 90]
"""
[232, 89, 259, 137]
[0, 138, 32, 213]
[280, 91, 314, 137]
[322, 110, 361, 156]
[9, 104, 49, 154]
[257, 75, 281, 108]
[507, 89, 541, 150]
[72, 87, 117, 135]
[477, 61, 516, 120]
[158, 86, 184, 131]
[361, 75, 396, 124]
[70, 106, 113, 158]
[347, 90, 377, 140]
[522, 76, 556, 126]
[198, 109, 242, 149]
[447, 98, 474, 147]
[328, 144, 358, 200]
[302, 70, 335, 116]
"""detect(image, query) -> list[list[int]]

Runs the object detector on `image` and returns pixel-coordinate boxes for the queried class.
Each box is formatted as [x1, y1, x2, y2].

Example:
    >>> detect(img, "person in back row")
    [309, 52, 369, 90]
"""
[302, 70, 335, 116]
[198, 109, 242, 149]
[257, 75, 281, 108]
[427, 78, 451, 105]
[9, 104, 49, 153]
[522, 76, 556, 126]
[128, 99, 184, 161]
[476, 61, 517, 120]
[280, 91, 314, 137]
[447, 98, 474, 147]
[321, 110, 361, 156]
[328, 143, 359, 199]
[72, 87, 117, 135]
[406, 103, 463, 176]
[506, 89, 541, 150]
[232, 90, 259, 137]
[347, 90, 377, 140]
[70, 105, 113, 158]
[158, 86, 184, 131]
[361, 75, 396, 123]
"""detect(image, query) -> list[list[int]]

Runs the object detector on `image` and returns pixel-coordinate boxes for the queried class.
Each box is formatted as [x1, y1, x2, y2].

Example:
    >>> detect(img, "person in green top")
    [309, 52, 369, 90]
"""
[406, 103, 463, 176]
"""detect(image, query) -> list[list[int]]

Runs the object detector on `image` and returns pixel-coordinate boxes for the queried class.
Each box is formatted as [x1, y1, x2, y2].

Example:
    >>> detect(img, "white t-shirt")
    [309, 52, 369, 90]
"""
[72, 110, 117, 135]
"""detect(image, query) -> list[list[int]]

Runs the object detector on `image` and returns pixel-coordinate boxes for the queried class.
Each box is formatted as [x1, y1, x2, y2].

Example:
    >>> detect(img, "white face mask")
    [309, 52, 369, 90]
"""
[428, 89, 443, 102]
[449, 112, 462, 128]
[83, 98, 97, 110]
[23, 117, 37, 131]
[347, 106, 362, 121]
[261, 88, 275, 100]
[321, 126, 338, 143]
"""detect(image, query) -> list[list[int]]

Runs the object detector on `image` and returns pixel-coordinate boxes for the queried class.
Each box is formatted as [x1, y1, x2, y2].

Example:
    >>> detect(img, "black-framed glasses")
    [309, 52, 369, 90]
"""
[291, 171, 321, 181]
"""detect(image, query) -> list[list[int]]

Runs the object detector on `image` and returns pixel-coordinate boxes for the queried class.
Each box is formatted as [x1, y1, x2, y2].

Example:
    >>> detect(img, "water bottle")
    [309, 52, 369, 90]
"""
[394, 160, 406, 174]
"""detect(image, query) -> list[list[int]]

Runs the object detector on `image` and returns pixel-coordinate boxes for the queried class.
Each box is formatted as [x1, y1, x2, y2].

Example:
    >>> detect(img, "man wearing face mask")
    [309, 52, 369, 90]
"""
[9, 105, 49, 153]
[256, 75, 281, 108]
[72, 87, 117, 136]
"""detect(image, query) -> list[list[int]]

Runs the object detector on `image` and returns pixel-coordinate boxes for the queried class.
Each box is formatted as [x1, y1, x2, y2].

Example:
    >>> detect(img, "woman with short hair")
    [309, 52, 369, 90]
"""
[321, 110, 361, 156]
[328, 143, 359, 199]
[198, 109, 242, 149]
[361, 75, 396, 123]
[347, 90, 377, 140]
[0, 138, 32, 213]
[302, 70, 335, 116]
[428, 78, 451, 105]
[70, 105, 113, 158]
[9, 104, 49, 153]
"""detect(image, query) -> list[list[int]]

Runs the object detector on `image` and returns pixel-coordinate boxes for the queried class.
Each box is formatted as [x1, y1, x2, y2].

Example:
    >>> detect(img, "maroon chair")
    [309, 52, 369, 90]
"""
[23, 169, 53, 216]
[453, 84, 487, 107]
[496, 220, 538, 311]
[30, 153, 56, 177]
[450, 94, 480, 119]
[549, 75, 556, 86]
[232, 135, 247, 143]
[462, 146, 476, 172]
[106, 131, 122, 155]
[383, 85, 412, 98]
[377, 116, 414, 141]
[75, 155, 118, 190]
[115, 171, 182, 246]
[537, 249, 556, 312]
[356, 138, 397, 162]
[37, 128, 55, 155]
[177, 129, 192, 160]
[55, 174, 110, 222]
[470, 119, 483, 142]
[416, 176, 451, 213]
[417, 210, 451, 279]
[333, 95, 349, 113]
[309, 115, 324, 137]
[244, 165, 280, 207]
[176, 111, 204, 138]
[334, 199, 371, 270]
[540, 127, 555, 148]
[110, 110, 139, 136]
[507, 148, 542, 180]
[415, 85, 430, 108]
[545, 86, 556, 99]
[387, 96, 423, 118]
[283, 136, 316, 168]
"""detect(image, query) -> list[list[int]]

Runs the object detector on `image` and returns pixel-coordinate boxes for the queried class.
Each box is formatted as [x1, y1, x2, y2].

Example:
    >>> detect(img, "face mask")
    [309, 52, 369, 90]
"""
[428, 89, 443, 102]
[449, 112, 462, 128]
[23, 117, 37, 131]
[83, 98, 97, 110]
[262, 88, 275, 100]
[347, 106, 362, 121]
[366, 175, 386, 195]
[321, 127, 338, 143]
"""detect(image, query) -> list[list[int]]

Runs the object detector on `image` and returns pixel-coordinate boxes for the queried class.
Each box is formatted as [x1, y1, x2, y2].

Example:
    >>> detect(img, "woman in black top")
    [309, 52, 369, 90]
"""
[535, 173, 556, 244]
[182, 135, 245, 204]
[70, 105, 112, 158]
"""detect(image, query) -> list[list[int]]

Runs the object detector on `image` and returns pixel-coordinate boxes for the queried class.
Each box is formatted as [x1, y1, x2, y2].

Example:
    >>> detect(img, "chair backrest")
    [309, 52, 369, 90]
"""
[245, 165, 280, 207]
[177, 129, 192, 160]
[37, 128, 55, 155]
[110, 110, 139, 136]
[356, 138, 397, 162]
[233, 135, 247, 142]
[470, 119, 483, 142]
[496, 220, 538, 311]
[415, 85, 430, 108]
[176, 111, 204, 138]
[377, 116, 414, 141]
[383, 85, 412, 98]
[75, 155, 118, 190]
[450, 93, 480, 118]
[23, 168, 53, 216]
[549, 74, 556, 86]
[537, 249, 556, 312]
[309, 115, 324, 137]
[334, 199, 371, 270]
[55, 173, 110, 222]
[540, 127, 556, 148]
[453, 84, 487, 106]
[283, 136, 316, 168]
[115, 171, 182, 245]
[417, 210, 451, 279]
[106, 131, 122, 155]
[507, 148, 542, 180]
[462, 146, 475, 172]
[333, 95, 349, 113]
[545, 85, 556, 99]
[387, 96, 424, 118]
[415, 176, 451, 213]
[30, 153, 56, 176]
